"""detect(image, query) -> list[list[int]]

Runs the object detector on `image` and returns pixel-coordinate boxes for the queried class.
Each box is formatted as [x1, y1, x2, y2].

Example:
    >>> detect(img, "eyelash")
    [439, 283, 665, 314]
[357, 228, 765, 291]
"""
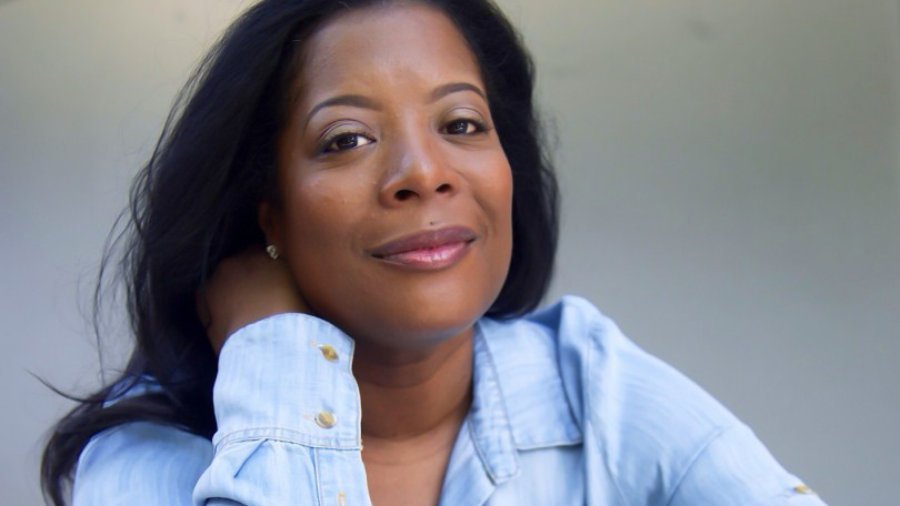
[320, 131, 373, 154]
[318, 118, 488, 155]
[442, 118, 487, 136]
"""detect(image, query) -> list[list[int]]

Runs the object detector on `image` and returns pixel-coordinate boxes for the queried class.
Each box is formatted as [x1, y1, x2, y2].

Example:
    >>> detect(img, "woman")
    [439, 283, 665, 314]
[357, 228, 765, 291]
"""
[42, 0, 827, 504]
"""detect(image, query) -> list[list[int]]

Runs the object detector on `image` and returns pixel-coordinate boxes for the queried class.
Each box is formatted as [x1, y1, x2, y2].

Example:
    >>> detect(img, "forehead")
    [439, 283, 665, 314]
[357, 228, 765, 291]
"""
[295, 4, 483, 99]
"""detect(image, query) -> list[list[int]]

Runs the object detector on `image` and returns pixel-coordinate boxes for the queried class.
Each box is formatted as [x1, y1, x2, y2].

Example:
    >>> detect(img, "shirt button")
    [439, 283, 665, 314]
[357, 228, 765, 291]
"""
[793, 484, 815, 495]
[318, 344, 339, 362]
[315, 411, 337, 429]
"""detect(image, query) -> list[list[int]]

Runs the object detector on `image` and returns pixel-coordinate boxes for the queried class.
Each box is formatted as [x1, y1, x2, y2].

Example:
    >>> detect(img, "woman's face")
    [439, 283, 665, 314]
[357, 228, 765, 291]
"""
[264, 4, 513, 351]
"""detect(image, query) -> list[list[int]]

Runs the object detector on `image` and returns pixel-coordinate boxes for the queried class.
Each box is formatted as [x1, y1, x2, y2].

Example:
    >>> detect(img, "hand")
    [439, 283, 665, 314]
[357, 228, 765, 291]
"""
[197, 248, 308, 354]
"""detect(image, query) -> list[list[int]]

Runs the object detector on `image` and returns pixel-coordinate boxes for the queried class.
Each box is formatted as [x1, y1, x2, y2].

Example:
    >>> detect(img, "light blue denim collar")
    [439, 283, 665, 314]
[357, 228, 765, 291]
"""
[467, 317, 583, 485]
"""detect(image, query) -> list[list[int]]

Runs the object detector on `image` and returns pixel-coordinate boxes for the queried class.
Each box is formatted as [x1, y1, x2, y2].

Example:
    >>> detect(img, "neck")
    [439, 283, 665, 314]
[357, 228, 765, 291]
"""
[352, 327, 473, 443]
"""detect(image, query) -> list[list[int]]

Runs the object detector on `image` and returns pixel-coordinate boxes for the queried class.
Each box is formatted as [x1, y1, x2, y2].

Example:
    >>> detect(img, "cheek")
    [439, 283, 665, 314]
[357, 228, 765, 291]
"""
[470, 153, 514, 287]
[278, 177, 366, 290]
[285, 193, 341, 249]
[282, 168, 369, 237]
[481, 156, 514, 245]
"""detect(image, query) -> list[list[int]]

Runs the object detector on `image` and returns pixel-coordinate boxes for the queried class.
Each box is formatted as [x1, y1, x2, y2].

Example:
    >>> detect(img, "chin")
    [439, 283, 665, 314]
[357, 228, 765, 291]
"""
[320, 280, 500, 351]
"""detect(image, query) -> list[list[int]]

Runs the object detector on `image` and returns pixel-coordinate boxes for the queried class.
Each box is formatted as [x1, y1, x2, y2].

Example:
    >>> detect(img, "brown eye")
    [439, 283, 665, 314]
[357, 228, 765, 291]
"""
[444, 119, 482, 135]
[322, 133, 374, 153]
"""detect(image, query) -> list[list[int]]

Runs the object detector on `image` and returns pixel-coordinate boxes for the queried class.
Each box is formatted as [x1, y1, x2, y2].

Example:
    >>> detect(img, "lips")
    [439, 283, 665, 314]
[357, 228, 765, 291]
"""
[369, 226, 477, 269]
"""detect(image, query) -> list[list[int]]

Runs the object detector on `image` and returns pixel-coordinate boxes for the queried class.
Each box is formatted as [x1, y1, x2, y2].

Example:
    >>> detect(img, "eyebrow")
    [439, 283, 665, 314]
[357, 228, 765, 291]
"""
[429, 82, 487, 102]
[303, 82, 487, 127]
[305, 95, 381, 127]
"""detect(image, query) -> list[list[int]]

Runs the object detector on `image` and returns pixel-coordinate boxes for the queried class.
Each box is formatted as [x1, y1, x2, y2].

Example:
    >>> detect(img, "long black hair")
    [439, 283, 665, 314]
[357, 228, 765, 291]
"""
[41, 0, 558, 503]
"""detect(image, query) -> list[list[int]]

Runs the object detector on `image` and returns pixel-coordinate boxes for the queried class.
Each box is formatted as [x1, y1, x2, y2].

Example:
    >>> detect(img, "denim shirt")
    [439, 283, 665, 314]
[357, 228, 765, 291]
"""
[72, 296, 827, 505]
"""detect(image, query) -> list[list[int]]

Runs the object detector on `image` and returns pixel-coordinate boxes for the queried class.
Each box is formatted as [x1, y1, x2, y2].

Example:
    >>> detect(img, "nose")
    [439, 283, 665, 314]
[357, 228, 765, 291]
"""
[378, 129, 457, 207]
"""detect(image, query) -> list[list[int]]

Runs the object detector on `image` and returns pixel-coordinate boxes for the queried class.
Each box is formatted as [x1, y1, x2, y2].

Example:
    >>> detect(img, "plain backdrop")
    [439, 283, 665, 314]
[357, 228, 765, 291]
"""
[2, 0, 898, 504]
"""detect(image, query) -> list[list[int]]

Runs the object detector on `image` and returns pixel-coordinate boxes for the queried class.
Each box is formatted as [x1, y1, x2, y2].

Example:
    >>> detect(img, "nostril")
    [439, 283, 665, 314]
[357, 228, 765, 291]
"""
[395, 189, 415, 201]
[436, 183, 452, 194]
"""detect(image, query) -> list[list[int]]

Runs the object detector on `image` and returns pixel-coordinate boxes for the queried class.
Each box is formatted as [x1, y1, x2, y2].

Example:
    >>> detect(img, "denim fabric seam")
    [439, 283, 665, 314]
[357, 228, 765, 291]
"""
[465, 415, 522, 485]
[474, 322, 521, 482]
[663, 423, 734, 506]
[312, 446, 324, 506]
[215, 427, 362, 451]
[587, 317, 633, 506]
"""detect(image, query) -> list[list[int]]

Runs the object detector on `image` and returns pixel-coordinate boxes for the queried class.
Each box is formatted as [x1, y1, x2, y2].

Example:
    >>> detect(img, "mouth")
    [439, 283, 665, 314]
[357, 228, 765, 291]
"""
[368, 226, 477, 270]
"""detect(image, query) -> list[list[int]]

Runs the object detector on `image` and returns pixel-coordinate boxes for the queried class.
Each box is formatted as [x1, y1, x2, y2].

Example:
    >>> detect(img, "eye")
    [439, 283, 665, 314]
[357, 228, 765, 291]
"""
[443, 118, 484, 135]
[321, 132, 374, 153]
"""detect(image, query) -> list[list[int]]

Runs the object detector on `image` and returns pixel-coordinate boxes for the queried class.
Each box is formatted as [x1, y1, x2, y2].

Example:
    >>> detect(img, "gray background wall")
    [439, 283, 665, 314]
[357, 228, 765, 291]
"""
[1, 0, 897, 504]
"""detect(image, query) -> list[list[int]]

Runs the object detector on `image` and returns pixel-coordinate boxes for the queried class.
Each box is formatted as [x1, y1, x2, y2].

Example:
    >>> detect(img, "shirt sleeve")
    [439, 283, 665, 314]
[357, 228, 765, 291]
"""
[194, 313, 370, 506]
[73, 313, 370, 506]
[667, 423, 828, 506]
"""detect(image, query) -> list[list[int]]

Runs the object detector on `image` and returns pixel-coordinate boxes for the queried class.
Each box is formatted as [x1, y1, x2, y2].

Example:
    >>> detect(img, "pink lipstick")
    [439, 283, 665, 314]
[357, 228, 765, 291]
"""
[369, 226, 477, 270]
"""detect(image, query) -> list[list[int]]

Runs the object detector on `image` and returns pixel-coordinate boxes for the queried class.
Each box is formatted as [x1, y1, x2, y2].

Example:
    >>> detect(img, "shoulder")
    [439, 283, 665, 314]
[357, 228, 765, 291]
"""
[535, 295, 739, 428]
[489, 296, 756, 501]
[73, 420, 213, 505]
[502, 295, 740, 434]
[72, 378, 213, 505]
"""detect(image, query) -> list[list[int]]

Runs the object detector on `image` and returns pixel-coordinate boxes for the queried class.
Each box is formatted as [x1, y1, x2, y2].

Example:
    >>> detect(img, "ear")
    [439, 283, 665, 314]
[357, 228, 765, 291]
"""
[258, 201, 282, 249]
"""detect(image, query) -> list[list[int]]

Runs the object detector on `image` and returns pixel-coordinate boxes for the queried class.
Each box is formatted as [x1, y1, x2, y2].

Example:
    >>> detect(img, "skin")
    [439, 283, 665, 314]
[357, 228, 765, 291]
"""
[201, 4, 514, 505]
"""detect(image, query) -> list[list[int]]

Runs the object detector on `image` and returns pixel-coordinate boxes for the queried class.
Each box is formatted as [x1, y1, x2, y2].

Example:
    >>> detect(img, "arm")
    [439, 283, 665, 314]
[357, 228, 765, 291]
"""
[195, 250, 372, 505]
[73, 313, 371, 506]
[74, 251, 372, 505]
[193, 313, 370, 506]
